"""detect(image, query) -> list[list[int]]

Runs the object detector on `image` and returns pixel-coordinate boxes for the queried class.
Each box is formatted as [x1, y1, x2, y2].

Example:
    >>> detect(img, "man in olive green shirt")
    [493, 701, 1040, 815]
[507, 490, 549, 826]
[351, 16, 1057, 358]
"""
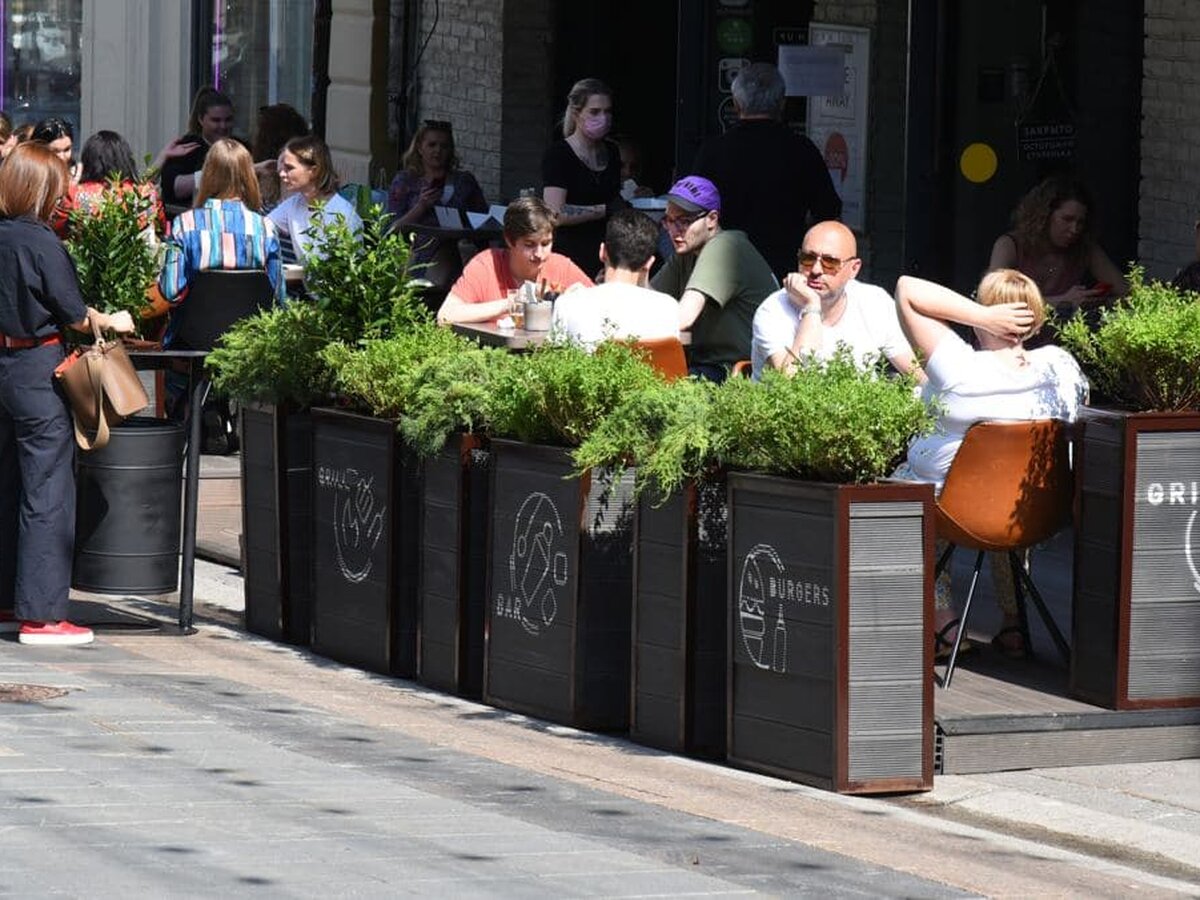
[651, 176, 778, 381]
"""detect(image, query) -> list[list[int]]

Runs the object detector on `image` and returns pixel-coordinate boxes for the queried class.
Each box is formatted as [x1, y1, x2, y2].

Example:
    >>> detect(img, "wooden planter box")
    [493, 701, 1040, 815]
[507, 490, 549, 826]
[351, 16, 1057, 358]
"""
[726, 473, 934, 794]
[631, 476, 727, 757]
[240, 403, 313, 644]
[310, 408, 420, 676]
[418, 434, 491, 698]
[484, 439, 635, 730]
[1073, 408, 1200, 709]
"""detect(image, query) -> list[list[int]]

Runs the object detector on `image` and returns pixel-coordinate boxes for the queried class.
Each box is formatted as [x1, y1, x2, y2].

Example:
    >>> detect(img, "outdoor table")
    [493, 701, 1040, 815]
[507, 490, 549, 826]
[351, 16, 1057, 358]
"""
[452, 321, 691, 351]
[128, 348, 209, 633]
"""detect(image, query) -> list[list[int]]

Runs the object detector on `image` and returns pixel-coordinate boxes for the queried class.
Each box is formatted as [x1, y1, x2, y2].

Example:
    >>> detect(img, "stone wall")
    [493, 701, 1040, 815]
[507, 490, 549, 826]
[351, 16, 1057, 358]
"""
[1140, 0, 1200, 278]
[413, 0, 505, 199]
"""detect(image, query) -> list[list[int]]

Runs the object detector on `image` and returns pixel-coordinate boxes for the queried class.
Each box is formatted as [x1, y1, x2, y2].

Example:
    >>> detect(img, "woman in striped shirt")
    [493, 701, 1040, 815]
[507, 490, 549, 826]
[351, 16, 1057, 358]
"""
[157, 137, 285, 344]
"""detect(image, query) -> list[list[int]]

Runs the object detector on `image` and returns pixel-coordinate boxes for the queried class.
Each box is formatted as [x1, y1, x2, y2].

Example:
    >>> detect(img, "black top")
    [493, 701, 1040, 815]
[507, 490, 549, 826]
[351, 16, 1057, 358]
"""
[693, 119, 842, 281]
[0, 216, 87, 338]
[541, 138, 621, 273]
[159, 133, 209, 207]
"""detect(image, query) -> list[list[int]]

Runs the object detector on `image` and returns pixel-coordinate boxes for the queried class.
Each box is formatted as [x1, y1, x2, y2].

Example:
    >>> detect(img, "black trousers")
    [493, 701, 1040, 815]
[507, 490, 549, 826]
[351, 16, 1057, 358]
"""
[0, 342, 76, 623]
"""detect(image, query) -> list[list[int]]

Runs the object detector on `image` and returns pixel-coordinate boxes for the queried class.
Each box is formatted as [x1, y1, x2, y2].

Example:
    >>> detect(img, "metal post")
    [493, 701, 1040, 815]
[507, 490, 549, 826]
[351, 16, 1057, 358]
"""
[178, 364, 207, 631]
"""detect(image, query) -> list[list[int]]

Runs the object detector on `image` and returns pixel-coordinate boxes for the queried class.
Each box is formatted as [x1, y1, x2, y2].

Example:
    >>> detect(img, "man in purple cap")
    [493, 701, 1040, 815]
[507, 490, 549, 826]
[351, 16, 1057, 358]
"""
[651, 175, 778, 381]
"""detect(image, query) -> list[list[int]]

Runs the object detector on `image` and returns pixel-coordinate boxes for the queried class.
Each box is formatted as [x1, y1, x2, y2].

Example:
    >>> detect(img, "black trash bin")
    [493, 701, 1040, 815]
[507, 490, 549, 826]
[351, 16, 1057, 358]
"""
[73, 418, 185, 595]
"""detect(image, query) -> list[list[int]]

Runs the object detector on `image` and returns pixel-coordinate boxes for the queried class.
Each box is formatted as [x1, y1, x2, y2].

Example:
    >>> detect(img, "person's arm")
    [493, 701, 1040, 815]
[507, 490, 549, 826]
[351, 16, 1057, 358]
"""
[436, 292, 510, 325]
[766, 275, 822, 373]
[677, 289, 708, 330]
[987, 233, 1019, 271]
[68, 307, 135, 334]
[894, 275, 1033, 362]
[542, 185, 604, 226]
[1087, 244, 1129, 298]
[149, 136, 201, 175]
[395, 177, 440, 226]
[171, 171, 197, 203]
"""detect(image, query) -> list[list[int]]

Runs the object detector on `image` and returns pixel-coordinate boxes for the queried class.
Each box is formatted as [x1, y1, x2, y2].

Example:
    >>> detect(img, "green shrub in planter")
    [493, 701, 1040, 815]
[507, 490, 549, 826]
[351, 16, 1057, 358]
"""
[66, 180, 160, 338]
[712, 350, 934, 483]
[303, 204, 428, 344]
[399, 345, 515, 458]
[486, 341, 660, 447]
[1057, 266, 1200, 411]
[573, 376, 718, 502]
[208, 302, 333, 407]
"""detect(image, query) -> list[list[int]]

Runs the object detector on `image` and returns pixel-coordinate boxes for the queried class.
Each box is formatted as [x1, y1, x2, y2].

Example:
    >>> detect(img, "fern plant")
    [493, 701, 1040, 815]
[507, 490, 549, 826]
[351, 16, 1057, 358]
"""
[207, 303, 333, 407]
[399, 345, 515, 457]
[1056, 266, 1200, 411]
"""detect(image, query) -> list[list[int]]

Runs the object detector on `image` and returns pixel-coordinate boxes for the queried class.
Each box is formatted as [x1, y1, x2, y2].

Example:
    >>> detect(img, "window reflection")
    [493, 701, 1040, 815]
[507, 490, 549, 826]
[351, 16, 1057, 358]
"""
[212, 0, 314, 137]
[1, 0, 82, 133]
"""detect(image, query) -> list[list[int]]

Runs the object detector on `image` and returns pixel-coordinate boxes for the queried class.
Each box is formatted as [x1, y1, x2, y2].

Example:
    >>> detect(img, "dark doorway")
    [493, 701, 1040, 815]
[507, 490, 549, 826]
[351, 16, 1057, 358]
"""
[905, 0, 1143, 291]
[553, 3, 679, 194]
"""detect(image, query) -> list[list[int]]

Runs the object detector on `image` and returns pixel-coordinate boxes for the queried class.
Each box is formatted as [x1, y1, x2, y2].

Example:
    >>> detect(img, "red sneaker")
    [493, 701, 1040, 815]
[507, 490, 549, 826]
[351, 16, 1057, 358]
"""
[0, 610, 18, 634]
[18, 620, 94, 646]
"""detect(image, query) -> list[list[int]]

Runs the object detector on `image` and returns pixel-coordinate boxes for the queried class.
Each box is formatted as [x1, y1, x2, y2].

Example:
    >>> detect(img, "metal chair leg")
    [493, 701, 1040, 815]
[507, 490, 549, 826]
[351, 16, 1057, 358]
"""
[934, 542, 955, 578]
[1008, 551, 1033, 651]
[1012, 554, 1071, 663]
[943, 549, 985, 688]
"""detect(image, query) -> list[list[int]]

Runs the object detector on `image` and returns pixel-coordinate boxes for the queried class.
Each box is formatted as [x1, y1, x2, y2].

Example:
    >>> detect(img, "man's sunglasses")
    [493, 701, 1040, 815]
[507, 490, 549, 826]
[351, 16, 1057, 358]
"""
[798, 251, 858, 274]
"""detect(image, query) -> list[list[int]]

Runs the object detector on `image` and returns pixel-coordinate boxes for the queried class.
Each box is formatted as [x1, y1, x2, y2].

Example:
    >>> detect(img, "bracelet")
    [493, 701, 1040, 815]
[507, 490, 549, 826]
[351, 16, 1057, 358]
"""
[799, 306, 820, 317]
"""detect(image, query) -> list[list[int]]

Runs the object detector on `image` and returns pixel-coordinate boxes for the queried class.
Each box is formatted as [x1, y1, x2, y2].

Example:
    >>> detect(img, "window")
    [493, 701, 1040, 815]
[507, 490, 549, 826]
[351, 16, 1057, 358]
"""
[203, 0, 315, 137]
[1, 0, 83, 134]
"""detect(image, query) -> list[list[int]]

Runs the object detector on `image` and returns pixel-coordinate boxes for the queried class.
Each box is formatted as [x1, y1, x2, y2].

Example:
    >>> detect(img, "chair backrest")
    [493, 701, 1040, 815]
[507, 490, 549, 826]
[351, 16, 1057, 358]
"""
[936, 419, 1075, 552]
[170, 269, 275, 352]
[633, 336, 688, 382]
[730, 359, 752, 379]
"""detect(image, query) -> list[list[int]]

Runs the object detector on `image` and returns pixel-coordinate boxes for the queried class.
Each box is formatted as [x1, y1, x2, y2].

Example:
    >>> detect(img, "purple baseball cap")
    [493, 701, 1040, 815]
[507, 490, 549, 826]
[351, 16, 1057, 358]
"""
[664, 176, 721, 215]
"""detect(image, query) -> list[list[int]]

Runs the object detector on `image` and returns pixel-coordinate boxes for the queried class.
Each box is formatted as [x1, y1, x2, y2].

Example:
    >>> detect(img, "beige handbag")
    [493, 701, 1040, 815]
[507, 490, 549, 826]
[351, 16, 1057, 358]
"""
[54, 320, 149, 450]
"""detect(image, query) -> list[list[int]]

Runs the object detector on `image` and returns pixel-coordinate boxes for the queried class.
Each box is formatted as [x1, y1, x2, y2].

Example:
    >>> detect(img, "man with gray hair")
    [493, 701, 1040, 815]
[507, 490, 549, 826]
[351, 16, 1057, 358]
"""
[694, 62, 842, 281]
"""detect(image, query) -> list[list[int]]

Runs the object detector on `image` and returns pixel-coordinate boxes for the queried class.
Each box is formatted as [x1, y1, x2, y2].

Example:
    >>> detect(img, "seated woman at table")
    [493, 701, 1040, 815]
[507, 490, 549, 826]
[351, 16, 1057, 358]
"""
[387, 120, 486, 287]
[988, 176, 1128, 319]
[73, 130, 169, 240]
[157, 138, 285, 343]
[894, 271, 1087, 659]
[268, 134, 361, 265]
[436, 196, 592, 325]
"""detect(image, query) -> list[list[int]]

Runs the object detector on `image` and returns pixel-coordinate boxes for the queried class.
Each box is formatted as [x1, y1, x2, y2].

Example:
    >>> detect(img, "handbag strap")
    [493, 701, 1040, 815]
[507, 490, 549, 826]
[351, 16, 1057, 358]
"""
[72, 346, 112, 451]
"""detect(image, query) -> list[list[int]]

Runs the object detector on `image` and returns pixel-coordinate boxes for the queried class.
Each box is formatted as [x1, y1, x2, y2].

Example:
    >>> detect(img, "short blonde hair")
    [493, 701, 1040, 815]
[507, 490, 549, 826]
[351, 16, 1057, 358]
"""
[977, 268, 1047, 337]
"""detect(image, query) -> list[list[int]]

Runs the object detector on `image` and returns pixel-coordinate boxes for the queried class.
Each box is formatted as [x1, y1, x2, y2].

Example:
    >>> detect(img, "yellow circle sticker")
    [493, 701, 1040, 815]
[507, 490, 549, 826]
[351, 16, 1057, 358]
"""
[960, 143, 998, 183]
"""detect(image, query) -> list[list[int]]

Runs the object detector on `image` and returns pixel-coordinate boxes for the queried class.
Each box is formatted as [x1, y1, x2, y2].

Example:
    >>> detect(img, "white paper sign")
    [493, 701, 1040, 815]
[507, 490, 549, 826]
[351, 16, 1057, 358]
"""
[807, 24, 870, 231]
[777, 44, 845, 98]
[434, 206, 463, 228]
[466, 211, 502, 230]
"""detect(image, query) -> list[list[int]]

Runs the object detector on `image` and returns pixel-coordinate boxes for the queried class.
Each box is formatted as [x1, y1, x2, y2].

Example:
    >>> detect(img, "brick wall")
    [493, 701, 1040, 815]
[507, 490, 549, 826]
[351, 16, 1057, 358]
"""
[812, 0, 907, 288]
[413, 0, 505, 198]
[1140, 0, 1200, 278]
[500, 0, 555, 201]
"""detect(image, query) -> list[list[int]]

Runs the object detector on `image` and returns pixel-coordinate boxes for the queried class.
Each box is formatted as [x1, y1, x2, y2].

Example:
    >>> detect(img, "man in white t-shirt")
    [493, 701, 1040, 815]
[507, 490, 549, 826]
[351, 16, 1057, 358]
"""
[750, 220, 918, 379]
[551, 209, 679, 348]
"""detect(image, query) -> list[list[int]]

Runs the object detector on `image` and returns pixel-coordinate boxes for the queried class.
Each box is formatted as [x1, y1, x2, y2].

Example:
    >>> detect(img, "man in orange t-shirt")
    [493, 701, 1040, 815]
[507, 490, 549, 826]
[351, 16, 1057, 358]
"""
[436, 196, 593, 325]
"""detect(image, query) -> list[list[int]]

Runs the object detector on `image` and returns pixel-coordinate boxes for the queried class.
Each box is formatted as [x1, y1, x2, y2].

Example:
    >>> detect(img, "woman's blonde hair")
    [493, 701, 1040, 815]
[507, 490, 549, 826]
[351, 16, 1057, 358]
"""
[977, 268, 1047, 337]
[196, 138, 262, 209]
[561, 78, 612, 138]
[0, 141, 69, 221]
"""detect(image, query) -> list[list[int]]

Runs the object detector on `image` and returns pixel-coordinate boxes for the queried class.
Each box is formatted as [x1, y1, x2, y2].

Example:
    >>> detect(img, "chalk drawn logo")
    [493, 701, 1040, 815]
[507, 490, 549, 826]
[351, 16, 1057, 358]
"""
[738, 543, 788, 673]
[1186, 511, 1200, 596]
[317, 466, 386, 584]
[494, 492, 569, 636]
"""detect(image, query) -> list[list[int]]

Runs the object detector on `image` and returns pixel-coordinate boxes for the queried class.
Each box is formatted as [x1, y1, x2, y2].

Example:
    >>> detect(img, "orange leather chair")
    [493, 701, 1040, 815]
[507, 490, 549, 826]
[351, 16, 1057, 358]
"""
[934, 419, 1074, 687]
[730, 359, 752, 379]
[632, 336, 689, 382]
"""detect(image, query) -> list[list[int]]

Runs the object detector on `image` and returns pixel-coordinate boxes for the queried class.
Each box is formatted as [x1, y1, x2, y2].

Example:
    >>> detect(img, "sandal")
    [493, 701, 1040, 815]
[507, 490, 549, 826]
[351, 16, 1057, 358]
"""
[991, 625, 1028, 659]
[934, 620, 975, 663]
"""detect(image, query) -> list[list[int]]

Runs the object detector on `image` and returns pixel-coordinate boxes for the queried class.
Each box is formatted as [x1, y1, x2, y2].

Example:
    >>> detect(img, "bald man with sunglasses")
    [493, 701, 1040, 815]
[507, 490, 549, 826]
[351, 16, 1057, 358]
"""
[750, 221, 920, 381]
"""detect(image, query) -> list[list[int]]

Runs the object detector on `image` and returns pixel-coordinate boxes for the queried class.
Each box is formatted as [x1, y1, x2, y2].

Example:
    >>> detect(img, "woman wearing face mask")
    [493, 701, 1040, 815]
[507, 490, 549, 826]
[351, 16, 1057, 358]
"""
[541, 78, 624, 273]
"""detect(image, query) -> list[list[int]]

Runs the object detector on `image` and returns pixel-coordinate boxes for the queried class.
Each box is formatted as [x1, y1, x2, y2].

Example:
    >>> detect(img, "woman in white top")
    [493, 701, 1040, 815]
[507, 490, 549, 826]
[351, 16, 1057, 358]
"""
[268, 135, 361, 264]
[895, 270, 1087, 659]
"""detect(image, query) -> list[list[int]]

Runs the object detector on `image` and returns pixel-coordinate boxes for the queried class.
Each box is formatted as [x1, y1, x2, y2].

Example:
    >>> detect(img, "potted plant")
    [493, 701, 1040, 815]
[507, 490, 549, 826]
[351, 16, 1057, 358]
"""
[66, 181, 161, 342]
[400, 345, 514, 698]
[574, 377, 727, 757]
[1057, 268, 1200, 709]
[208, 302, 332, 644]
[310, 323, 459, 675]
[713, 352, 937, 794]
[481, 341, 659, 730]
